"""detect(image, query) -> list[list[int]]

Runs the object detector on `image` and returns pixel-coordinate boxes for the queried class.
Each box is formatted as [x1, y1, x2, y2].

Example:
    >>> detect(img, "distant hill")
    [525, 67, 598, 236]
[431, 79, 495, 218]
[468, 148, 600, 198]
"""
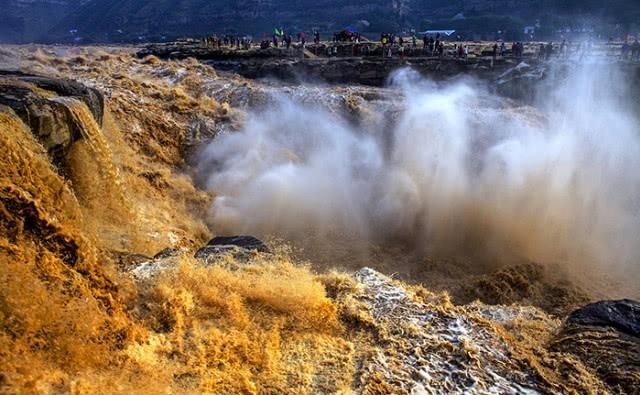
[0, 0, 91, 43]
[2, 0, 640, 43]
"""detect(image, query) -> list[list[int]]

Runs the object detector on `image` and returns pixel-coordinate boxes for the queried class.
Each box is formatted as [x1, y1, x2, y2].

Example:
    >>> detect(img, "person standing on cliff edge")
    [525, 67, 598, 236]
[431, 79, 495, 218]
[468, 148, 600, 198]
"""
[545, 42, 553, 60]
[632, 40, 640, 61]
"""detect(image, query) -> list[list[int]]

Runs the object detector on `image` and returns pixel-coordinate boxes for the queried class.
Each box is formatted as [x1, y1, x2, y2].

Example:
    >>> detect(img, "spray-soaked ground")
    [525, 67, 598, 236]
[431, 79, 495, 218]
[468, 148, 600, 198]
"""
[198, 65, 640, 299]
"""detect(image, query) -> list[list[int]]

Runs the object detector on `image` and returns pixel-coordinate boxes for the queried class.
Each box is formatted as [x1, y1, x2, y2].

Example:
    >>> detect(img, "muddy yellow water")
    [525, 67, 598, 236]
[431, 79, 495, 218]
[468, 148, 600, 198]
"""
[0, 45, 633, 394]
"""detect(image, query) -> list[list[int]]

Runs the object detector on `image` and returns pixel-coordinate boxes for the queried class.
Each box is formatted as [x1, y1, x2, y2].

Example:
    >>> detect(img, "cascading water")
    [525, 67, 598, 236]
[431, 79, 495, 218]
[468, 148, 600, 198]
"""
[0, 45, 638, 395]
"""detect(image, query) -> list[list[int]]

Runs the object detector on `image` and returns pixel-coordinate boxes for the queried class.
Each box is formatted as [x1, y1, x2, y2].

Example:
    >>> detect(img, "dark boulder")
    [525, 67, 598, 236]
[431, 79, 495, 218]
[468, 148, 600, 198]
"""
[566, 299, 640, 337]
[0, 70, 104, 124]
[206, 235, 270, 253]
[194, 245, 238, 261]
[195, 235, 270, 264]
[551, 299, 640, 394]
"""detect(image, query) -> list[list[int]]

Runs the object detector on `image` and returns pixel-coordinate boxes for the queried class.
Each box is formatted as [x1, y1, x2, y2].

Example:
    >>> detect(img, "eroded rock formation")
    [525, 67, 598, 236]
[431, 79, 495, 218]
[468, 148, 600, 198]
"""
[551, 300, 640, 393]
[0, 71, 103, 164]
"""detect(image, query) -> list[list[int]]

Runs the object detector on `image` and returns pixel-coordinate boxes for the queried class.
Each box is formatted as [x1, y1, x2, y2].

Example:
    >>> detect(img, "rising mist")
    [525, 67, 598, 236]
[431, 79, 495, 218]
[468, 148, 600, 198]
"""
[199, 64, 640, 286]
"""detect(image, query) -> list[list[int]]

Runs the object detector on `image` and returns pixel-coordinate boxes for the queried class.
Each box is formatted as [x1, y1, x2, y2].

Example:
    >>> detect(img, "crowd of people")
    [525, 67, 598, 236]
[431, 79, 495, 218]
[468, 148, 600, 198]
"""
[533, 39, 640, 61]
[621, 40, 640, 61]
[334, 30, 362, 43]
[260, 30, 318, 49]
[201, 34, 252, 50]
[200, 30, 640, 63]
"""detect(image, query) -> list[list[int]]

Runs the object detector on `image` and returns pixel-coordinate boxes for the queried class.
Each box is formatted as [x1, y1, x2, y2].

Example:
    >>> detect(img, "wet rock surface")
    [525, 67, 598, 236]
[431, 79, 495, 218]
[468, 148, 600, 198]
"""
[206, 235, 271, 253]
[209, 56, 523, 87]
[0, 70, 103, 124]
[495, 62, 547, 102]
[0, 71, 104, 164]
[195, 235, 271, 264]
[138, 42, 536, 87]
[551, 300, 640, 394]
[350, 267, 548, 394]
[133, 236, 271, 280]
[565, 299, 640, 336]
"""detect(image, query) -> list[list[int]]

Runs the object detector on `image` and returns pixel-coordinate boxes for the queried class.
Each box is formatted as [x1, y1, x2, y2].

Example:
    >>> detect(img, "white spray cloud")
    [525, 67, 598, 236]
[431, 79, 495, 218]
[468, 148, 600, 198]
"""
[199, 65, 640, 281]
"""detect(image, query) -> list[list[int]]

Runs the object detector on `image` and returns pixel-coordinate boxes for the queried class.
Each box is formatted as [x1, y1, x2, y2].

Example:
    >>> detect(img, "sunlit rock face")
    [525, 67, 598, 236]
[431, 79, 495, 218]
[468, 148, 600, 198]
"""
[0, 71, 104, 164]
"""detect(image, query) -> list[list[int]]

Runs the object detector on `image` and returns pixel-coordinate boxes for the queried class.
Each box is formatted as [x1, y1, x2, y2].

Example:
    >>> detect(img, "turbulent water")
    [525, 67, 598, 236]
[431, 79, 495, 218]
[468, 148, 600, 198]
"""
[199, 65, 640, 294]
[0, 46, 638, 394]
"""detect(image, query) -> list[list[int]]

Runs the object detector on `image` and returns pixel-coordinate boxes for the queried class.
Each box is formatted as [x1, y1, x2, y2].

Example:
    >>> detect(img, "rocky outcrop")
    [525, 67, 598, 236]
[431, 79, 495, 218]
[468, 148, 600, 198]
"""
[131, 236, 271, 280]
[551, 300, 640, 394]
[566, 299, 640, 336]
[195, 235, 271, 264]
[136, 43, 293, 61]
[349, 267, 556, 394]
[138, 42, 563, 92]
[0, 71, 104, 165]
[212, 56, 527, 86]
[495, 61, 547, 102]
[205, 235, 271, 253]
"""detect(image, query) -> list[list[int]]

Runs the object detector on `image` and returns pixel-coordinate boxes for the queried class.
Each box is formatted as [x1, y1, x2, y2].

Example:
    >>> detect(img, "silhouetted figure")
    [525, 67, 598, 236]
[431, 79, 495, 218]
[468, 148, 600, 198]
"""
[621, 40, 630, 60]
[545, 42, 553, 60]
[518, 42, 524, 58]
[632, 40, 640, 61]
